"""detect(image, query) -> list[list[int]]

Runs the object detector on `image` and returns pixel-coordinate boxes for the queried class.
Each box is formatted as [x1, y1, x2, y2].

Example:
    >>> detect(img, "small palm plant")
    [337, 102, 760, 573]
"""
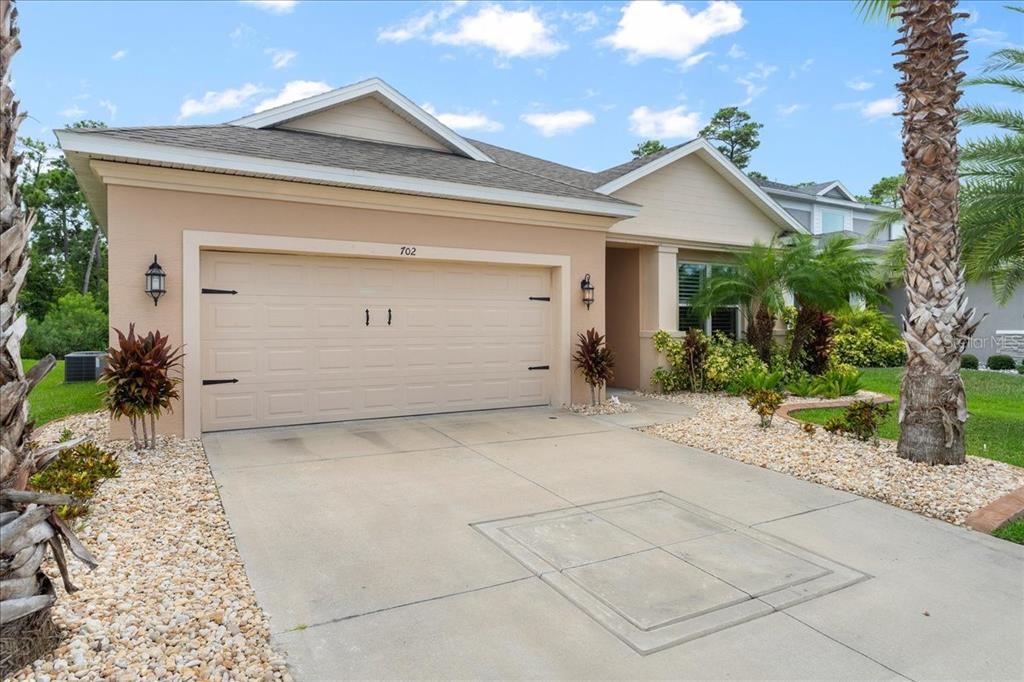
[572, 328, 615, 406]
[101, 325, 184, 450]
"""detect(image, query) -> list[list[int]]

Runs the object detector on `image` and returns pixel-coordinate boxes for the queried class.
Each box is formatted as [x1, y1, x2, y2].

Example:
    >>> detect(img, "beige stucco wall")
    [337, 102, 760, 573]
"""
[104, 170, 610, 436]
[609, 155, 782, 246]
[605, 247, 641, 389]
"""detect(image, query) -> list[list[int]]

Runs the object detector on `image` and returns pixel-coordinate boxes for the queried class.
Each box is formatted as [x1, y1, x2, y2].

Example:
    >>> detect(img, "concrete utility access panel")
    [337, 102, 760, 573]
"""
[474, 492, 869, 654]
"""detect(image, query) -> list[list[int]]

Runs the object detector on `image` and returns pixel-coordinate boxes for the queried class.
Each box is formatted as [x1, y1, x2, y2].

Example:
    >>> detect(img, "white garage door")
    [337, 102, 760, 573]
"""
[200, 250, 553, 431]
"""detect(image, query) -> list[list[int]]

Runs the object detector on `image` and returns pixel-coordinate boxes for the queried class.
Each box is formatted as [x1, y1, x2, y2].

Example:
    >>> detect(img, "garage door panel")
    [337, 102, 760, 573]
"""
[201, 251, 552, 431]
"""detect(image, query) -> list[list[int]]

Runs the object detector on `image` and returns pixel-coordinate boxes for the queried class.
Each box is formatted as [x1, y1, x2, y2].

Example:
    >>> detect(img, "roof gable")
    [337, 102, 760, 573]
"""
[230, 78, 493, 162]
[817, 181, 856, 200]
[592, 138, 807, 234]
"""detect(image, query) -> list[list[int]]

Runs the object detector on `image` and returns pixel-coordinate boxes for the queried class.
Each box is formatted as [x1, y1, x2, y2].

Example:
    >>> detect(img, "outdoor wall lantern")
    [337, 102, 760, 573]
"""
[145, 255, 166, 306]
[581, 273, 595, 310]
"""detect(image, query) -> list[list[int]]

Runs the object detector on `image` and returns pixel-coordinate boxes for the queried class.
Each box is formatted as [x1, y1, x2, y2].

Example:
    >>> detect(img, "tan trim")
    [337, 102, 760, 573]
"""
[182, 230, 572, 438]
[92, 161, 621, 233]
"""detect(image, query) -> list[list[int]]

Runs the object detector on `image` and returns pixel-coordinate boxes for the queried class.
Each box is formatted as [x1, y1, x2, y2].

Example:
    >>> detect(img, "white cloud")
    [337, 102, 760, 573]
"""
[240, 0, 297, 14]
[628, 105, 701, 139]
[179, 83, 264, 119]
[265, 47, 297, 69]
[432, 5, 565, 58]
[110, 49, 127, 61]
[727, 43, 745, 59]
[60, 105, 86, 118]
[970, 27, 1014, 48]
[601, 0, 744, 64]
[379, 1, 466, 42]
[861, 96, 899, 120]
[776, 103, 802, 117]
[98, 99, 117, 119]
[253, 80, 332, 112]
[845, 77, 874, 91]
[229, 24, 254, 47]
[681, 51, 713, 71]
[521, 110, 595, 137]
[735, 62, 776, 105]
[422, 102, 503, 132]
[563, 10, 599, 32]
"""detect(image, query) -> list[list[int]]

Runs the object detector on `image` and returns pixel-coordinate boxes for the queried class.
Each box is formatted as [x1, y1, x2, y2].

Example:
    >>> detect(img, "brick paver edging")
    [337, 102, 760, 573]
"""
[775, 395, 895, 424]
[965, 487, 1024, 533]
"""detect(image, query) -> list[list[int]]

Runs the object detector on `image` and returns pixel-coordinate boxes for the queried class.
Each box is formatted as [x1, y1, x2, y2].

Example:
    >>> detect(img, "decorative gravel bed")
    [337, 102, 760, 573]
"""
[7, 412, 291, 682]
[642, 393, 1024, 526]
[568, 396, 635, 416]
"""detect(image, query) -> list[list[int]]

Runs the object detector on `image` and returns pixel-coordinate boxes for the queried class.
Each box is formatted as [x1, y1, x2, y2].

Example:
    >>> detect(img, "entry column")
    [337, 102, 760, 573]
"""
[640, 244, 679, 333]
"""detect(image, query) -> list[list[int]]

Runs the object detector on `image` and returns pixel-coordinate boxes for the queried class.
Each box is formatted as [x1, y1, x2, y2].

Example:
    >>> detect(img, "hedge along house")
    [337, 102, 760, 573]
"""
[57, 78, 803, 438]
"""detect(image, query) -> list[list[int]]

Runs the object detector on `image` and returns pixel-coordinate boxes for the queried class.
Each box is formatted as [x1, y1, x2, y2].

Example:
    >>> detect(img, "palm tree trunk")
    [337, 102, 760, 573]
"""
[894, 0, 978, 464]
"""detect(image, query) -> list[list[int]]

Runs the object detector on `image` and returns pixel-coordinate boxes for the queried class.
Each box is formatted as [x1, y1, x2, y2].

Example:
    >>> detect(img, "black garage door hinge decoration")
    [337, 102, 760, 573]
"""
[528, 365, 550, 370]
[202, 288, 238, 295]
[202, 378, 239, 386]
[528, 296, 550, 301]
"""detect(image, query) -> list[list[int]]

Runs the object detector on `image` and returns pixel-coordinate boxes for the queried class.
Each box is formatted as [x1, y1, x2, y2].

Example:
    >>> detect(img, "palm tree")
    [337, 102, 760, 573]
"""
[786, 234, 883, 366]
[858, 0, 979, 464]
[1, 0, 96, 669]
[960, 14, 1024, 304]
[691, 239, 789, 363]
[692, 235, 880, 366]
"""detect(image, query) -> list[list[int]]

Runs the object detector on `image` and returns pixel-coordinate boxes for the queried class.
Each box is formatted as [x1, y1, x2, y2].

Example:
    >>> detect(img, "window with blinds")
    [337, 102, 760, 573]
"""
[678, 262, 740, 339]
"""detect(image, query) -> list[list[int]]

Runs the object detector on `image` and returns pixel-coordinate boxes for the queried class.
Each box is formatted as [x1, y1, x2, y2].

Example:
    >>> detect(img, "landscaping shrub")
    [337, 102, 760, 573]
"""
[1018, 361, 1024, 375]
[30, 440, 120, 519]
[728, 365, 784, 396]
[810, 364, 863, 398]
[747, 388, 784, 428]
[822, 400, 892, 443]
[704, 333, 764, 391]
[801, 421, 816, 435]
[22, 292, 108, 359]
[651, 329, 707, 392]
[961, 354, 979, 369]
[573, 328, 615, 405]
[987, 354, 1016, 370]
[801, 310, 835, 375]
[831, 306, 906, 368]
[102, 324, 184, 449]
[786, 374, 817, 397]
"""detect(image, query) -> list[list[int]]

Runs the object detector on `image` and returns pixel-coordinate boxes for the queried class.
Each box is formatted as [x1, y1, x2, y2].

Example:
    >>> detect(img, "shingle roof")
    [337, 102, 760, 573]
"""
[469, 138, 697, 191]
[753, 178, 839, 196]
[64, 124, 632, 207]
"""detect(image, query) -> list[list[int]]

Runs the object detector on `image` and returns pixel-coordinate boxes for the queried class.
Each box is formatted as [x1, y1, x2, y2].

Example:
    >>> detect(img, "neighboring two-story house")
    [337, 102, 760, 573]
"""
[756, 178, 1024, 365]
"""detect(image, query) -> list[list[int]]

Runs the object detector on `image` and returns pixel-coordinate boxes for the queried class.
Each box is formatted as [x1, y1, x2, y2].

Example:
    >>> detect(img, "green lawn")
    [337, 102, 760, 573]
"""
[992, 519, 1024, 544]
[23, 359, 104, 426]
[792, 367, 1024, 468]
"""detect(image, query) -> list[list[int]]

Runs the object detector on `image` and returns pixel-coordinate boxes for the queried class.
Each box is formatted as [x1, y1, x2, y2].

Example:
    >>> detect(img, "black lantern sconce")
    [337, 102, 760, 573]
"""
[580, 273, 595, 310]
[145, 255, 166, 306]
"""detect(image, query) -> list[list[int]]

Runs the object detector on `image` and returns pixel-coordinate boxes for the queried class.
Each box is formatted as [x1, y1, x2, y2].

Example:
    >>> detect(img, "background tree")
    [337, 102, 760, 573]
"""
[631, 139, 666, 158]
[747, 170, 769, 182]
[698, 106, 763, 169]
[18, 121, 108, 323]
[959, 10, 1024, 304]
[1, 0, 96, 668]
[856, 174, 904, 206]
[858, 0, 978, 465]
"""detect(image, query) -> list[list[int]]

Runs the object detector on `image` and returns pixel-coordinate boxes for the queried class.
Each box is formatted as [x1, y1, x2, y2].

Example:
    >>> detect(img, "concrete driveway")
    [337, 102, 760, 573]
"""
[203, 400, 1024, 680]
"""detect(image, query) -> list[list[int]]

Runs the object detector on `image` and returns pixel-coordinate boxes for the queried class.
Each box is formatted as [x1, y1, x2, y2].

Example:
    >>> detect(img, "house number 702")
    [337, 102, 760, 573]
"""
[399, 246, 417, 256]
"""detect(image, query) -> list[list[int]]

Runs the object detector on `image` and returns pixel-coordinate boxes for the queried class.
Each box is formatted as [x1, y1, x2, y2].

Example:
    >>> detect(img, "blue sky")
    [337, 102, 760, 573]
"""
[13, 0, 1022, 195]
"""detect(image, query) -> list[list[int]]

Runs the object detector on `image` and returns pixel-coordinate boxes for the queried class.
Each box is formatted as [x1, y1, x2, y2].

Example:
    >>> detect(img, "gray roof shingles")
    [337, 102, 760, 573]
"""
[66, 124, 636, 207]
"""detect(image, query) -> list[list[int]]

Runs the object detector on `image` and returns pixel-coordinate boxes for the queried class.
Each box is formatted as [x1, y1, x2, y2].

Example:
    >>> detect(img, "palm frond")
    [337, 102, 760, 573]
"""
[964, 74, 1024, 95]
[980, 47, 1024, 73]
[961, 106, 1024, 133]
[855, 0, 899, 22]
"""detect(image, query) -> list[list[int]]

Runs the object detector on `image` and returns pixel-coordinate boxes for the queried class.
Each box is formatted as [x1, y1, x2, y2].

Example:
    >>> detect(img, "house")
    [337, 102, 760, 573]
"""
[755, 178, 1024, 364]
[56, 77, 804, 438]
